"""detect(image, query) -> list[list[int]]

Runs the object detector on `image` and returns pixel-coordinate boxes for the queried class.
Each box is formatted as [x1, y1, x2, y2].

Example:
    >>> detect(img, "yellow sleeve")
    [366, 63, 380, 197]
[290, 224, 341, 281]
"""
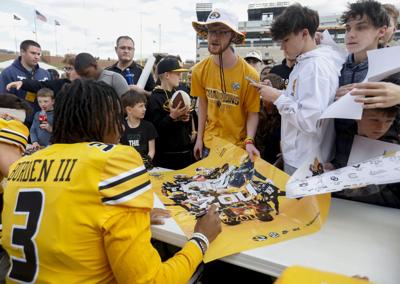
[190, 62, 206, 98]
[0, 118, 29, 153]
[244, 66, 261, 113]
[98, 145, 153, 209]
[103, 210, 203, 284]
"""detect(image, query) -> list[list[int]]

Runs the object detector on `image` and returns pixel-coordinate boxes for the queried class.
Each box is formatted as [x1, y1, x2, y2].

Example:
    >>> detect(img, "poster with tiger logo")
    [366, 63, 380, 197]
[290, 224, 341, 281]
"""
[150, 138, 330, 262]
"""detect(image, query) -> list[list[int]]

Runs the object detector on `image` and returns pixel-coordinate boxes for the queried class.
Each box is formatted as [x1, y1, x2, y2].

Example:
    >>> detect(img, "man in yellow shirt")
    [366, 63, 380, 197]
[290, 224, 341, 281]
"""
[2, 80, 221, 283]
[191, 8, 260, 161]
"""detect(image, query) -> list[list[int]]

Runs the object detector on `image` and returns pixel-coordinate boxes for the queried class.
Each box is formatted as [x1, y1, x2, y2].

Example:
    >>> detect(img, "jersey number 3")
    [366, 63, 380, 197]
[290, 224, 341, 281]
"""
[9, 189, 44, 283]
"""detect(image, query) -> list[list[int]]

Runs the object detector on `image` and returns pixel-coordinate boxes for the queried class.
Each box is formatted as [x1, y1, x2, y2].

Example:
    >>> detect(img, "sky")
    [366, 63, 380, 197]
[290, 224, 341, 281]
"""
[0, 0, 398, 61]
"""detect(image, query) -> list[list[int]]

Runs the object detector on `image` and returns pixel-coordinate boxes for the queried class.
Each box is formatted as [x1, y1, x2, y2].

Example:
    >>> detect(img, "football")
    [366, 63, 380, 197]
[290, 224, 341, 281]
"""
[170, 90, 191, 109]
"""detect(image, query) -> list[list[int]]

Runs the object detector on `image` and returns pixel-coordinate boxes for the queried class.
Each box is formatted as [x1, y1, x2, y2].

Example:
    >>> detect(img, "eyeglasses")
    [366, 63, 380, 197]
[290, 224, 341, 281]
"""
[207, 30, 232, 37]
[63, 66, 73, 72]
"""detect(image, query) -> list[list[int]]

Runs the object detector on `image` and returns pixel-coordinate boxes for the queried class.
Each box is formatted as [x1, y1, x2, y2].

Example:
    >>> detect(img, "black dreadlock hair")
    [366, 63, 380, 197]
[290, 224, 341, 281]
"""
[52, 79, 124, 144]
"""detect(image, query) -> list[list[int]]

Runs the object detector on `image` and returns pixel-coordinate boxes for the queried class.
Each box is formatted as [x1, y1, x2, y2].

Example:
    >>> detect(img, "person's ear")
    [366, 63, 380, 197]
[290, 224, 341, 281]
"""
[378, 26, 388, 38]
[125, 106, 132, 114]
[302, 28, 309, 38]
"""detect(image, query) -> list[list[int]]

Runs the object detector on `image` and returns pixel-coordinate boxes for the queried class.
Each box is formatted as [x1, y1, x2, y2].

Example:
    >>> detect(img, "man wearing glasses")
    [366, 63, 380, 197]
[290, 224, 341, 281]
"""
[191, 8, 260, 162]
[107, 36, 156, 97]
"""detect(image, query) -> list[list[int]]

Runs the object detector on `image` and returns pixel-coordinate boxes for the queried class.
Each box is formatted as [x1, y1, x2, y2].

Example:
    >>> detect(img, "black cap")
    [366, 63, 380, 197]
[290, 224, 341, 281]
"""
[157, 56, 188, 75]
[74, 52, 96, 72]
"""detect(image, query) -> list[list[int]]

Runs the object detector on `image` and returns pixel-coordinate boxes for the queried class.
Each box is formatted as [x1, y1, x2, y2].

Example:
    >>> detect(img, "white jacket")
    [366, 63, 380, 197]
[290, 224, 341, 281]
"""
[274, 45, 345, 168]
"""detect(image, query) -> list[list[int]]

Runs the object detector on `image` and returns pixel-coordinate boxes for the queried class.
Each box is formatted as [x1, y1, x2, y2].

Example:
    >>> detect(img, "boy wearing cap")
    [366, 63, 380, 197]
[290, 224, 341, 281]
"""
[145, 56, 194, 170]
[244, 51, 263, 73]
[191, 8, 260, 162]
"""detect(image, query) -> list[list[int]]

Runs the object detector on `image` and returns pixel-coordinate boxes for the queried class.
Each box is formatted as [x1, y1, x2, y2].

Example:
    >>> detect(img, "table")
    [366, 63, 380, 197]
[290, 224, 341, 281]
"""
[151, 197, 400, 284]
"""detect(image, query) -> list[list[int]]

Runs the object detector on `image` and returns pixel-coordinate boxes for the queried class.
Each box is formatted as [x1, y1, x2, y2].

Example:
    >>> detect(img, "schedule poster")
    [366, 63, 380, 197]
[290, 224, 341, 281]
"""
[150, 138, 330, 262]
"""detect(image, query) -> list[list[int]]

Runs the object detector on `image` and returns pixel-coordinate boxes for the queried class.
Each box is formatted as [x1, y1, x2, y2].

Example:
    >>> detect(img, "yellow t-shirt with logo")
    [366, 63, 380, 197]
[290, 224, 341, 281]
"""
[191, 56, 260, 148]
[2, 142, 202, 283]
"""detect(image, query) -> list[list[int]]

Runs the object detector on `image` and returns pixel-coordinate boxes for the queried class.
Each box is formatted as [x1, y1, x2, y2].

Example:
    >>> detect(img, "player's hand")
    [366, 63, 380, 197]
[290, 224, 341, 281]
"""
[150, 208, 171, 225]
[245, 143, 260, 162]
[193, 138, 203, 160]
[169, 102, 189, 120]
[351, 82, 400, 109]
[335, 84, 355, 100]
[194, 204, 221, 243]
[6, 81, 23, 91]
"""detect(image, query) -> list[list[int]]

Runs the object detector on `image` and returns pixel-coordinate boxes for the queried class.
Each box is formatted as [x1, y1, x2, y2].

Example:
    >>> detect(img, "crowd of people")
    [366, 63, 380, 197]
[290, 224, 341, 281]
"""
[0, 0, 399, 282]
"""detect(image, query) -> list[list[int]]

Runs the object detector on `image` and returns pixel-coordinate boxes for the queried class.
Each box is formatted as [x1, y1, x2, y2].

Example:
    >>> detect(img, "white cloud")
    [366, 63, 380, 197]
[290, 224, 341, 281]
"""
[1, 0, 399, 61]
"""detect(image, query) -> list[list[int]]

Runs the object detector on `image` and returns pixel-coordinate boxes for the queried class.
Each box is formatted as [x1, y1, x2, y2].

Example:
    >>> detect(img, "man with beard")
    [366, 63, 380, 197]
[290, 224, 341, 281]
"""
[191, 8, 260, 161]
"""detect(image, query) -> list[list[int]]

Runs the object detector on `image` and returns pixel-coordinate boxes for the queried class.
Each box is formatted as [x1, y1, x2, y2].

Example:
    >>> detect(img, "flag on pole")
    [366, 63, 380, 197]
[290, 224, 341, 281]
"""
[13, 14, 21, 21]
[55, 19, 60, 26]
[35, 10, 47, 22]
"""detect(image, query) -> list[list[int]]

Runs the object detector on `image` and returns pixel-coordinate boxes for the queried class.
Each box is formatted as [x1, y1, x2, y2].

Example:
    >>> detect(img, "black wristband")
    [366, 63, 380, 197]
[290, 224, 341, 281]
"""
[190, 237, 206, 255]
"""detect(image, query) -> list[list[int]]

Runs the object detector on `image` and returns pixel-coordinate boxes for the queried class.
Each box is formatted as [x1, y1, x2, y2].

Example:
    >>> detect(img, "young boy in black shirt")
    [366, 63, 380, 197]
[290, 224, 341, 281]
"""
[120, 91, 157, 168]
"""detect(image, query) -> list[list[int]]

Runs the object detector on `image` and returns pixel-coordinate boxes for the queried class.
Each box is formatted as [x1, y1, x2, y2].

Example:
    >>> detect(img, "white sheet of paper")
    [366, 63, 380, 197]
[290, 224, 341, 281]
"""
[286, 151, 400, 198]
[366, 46, 400, 82]
[320, 30, 348, 60]
[318, 46, 400, 122]
[319, 91, 363, 120]
[347, 135, 400, 166]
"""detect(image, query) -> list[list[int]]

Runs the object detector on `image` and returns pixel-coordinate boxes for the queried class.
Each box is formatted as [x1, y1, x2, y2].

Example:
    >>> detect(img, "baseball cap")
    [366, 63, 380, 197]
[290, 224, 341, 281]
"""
[245, 51, 262, 63]
[157, 56, 188, 75]
[192, 8, 245, 44]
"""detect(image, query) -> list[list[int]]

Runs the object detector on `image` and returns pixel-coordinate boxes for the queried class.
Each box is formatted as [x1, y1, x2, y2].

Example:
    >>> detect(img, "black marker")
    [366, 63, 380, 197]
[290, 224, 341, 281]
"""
[195, 210, 207, 219]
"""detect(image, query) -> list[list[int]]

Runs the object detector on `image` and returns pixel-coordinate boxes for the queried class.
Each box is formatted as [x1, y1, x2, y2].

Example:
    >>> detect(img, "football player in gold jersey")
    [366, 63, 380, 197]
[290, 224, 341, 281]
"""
[2, 80, 221, 283]
[0, 94, 31, 283]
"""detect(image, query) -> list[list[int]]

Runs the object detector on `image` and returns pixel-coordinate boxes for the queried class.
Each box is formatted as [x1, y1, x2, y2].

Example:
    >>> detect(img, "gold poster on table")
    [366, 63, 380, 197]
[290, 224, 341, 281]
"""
[150, 138, 331, 262]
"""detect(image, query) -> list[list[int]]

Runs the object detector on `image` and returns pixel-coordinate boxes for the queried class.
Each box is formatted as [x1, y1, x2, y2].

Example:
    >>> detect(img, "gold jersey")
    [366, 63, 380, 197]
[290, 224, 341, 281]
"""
[2, 142, 202, 283]
[191, 56, 260, 148]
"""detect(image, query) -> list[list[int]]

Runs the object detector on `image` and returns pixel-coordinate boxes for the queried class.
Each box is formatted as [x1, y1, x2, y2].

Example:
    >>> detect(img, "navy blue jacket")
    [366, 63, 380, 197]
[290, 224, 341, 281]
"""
[0, 58, 50, 122]
[338, 54, 369, 87]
